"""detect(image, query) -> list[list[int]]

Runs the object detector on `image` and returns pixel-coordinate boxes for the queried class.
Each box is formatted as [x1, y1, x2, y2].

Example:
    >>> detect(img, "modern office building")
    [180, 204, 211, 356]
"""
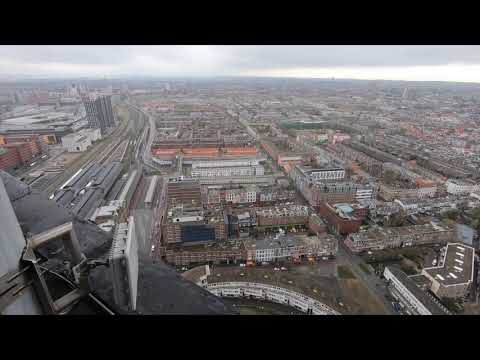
[83, 95, 115, 133]
[345, 223, 454, 252]
[163, 206, 227, 245]
[290, 163, 378, 206]
[191, 159, 265, 178]
[421, 243, 475, 298]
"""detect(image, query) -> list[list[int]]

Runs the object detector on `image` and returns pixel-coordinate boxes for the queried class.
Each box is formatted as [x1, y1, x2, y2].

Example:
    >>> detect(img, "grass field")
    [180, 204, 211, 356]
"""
[359, 262, 371, 275]
[222, 298, 303, 315]
[337, 265, 356, 279]
[338, 279, 387, 315]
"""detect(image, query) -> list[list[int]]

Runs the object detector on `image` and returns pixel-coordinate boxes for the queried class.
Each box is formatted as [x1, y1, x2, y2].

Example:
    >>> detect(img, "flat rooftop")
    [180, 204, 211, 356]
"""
[167, 240, 245, 253]
[243, 234, 336, 252]
[353, 223, 451, 241]
[297, 163, 344, 175]
[1, 112, 75, 126]
[256, 205, 309, 217]
[386, 266, 448, 315]
[423, 243, 475, 286]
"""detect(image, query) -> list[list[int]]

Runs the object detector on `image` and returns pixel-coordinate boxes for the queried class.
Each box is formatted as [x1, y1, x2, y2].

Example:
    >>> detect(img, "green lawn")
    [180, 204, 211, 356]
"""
[359, 262, 371, 275]
[337, 265, 356, 279]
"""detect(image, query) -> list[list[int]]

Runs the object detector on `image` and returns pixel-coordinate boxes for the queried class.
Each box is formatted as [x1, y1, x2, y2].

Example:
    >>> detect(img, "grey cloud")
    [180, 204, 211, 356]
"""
[0, 46, 135, 65]
[222, 46, 480, 70]
[1, 45, 480, 79]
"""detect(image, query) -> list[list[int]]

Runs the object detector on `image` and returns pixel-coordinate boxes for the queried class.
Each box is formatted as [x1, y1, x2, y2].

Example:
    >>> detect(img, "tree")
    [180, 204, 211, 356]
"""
[443, 209, 461, 221]
[441, 297, 461, 314]
[468, 206, 480, 230]
[456, 200, 469, 212]
[382, 169, 397, 185]
[386, 210, 407, 227]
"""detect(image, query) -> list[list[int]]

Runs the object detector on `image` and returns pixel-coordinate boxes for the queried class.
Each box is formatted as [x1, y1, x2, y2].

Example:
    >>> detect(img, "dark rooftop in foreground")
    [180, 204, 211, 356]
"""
[0, 170, 237, 315]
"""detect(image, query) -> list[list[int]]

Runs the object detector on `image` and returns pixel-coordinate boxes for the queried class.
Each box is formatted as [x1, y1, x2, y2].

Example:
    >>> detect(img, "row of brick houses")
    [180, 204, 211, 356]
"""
[344, 223, 455, 252]
[0, 135, 42, 171]
[378, 182, 437, 201]
[165, 242, 246, 266]
[255, 205, 310, 228]
[203, 185, 297, 206]
[244, 233, 338, 263]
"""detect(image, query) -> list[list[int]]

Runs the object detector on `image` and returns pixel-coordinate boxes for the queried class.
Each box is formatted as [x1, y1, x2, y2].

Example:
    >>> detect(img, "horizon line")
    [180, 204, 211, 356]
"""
[1, 75, 480, 86]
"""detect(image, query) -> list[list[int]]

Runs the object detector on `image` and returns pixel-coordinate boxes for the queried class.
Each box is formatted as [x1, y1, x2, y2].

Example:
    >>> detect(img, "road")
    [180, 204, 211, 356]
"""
[336, 238, 396, 315]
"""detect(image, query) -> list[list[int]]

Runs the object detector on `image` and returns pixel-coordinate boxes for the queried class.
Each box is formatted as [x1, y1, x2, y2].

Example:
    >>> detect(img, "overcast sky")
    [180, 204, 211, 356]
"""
[1, 45, 480, 82]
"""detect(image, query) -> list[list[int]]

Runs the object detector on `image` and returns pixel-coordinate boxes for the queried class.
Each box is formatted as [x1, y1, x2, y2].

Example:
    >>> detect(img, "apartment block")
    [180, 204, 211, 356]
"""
[345, 223, 455, 252]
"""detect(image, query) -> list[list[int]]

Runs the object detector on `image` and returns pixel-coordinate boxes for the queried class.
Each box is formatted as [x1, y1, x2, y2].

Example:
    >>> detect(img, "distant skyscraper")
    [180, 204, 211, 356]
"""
[366, 125, 376, 146]
[69, 84, 78, 97]
[83, 95, 115, 133]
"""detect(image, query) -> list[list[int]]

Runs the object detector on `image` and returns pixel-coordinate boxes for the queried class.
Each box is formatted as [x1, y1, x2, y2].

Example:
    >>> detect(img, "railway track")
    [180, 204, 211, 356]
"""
[101, 140, 129, 165]
[43, 108, 131, 195]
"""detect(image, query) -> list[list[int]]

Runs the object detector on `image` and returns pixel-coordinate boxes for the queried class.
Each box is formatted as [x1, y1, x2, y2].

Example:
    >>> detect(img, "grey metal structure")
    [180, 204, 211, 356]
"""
[0, 170, 236, 315]
[21, 222, 89, 315]
[109, 217, 138, 311]
[0, 176, 42, 315]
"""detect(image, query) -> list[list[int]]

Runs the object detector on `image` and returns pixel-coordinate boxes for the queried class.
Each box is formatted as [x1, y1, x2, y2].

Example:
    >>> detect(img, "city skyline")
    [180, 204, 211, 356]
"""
[1, 54, 480, 316]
